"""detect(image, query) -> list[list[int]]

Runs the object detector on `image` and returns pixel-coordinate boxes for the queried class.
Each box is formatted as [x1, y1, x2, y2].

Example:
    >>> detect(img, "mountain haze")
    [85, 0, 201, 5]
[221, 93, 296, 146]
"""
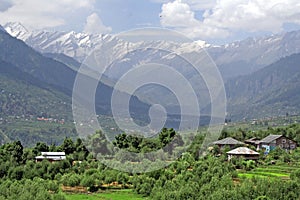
[4, 22, 300, 80]
[0, 28, 155, 145]
[226, 53, 300, 120]
[2, 22, 300, 122]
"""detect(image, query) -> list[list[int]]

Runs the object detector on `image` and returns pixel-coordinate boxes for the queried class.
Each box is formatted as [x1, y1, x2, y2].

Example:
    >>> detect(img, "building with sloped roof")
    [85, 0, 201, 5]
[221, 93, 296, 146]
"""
[227, 147, 260, 160]
[35, 152, 66, 162]
[257, 134, 297, 153]
[244, 137, 260, 146]
[212, 137, 244, 149]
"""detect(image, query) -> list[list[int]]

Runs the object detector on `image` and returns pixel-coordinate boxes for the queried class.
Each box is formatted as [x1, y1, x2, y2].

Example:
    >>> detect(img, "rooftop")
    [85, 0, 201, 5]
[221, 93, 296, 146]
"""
[259, 135, 282, 144]
[212, 137, 244, 145]
[227, 147, 260, 155]
[245, 137, 261, 145]
[36, 152, 66, 161]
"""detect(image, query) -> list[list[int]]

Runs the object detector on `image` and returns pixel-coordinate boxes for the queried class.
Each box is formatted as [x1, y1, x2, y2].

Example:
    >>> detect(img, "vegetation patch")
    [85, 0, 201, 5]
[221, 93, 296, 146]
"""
[65, 190, 145, 200]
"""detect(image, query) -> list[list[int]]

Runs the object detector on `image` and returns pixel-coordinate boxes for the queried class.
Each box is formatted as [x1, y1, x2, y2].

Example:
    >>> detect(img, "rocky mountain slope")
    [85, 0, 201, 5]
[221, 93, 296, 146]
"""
[3, 22, 300, 121]
[4, 22, 300, 80]
[0, 28, 151, 124]
[226, 53, 300, 120]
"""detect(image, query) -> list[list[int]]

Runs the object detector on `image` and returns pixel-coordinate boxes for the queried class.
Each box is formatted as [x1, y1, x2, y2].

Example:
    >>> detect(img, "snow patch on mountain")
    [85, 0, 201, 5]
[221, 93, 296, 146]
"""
[3, 22, 300, 80]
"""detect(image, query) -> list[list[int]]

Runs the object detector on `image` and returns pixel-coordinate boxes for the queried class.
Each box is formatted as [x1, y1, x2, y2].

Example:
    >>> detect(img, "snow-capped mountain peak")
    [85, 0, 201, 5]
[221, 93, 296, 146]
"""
[3, 22, 300, 81]
[2, 22, 121, 62]
[4, 22, 29, 39]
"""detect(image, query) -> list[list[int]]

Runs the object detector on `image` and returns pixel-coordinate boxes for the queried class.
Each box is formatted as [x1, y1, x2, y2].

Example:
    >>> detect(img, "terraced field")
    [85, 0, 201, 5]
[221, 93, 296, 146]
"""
[65, 189, 146, 200]
[238, 165, 299, 180]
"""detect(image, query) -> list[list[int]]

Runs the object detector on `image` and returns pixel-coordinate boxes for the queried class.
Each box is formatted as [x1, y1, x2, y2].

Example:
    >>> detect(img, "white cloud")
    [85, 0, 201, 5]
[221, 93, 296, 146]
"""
[83, 13, 112, 34]
[159, 0, 229, 39]
[181, 0, 217, 10]
[160, 0, 300, 40]
[0, 0, 96, 29]
[160, 0, 198, 27]
[152, 0, 217, 10]
[203, 0, 300, 32]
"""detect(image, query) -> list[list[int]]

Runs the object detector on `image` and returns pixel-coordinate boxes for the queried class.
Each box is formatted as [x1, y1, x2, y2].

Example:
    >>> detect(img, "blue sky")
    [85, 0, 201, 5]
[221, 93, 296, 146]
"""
[1, 0, 300, 44]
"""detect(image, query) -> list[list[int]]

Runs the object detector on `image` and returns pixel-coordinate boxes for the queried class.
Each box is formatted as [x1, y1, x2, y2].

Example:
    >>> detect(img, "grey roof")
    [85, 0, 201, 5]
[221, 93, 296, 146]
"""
[245, 137, 259, 142]
[212, 137, 244, 145]
[227, 147, 259, 155]
[245, 137, 261, 145]
[259, 134, 282, 144]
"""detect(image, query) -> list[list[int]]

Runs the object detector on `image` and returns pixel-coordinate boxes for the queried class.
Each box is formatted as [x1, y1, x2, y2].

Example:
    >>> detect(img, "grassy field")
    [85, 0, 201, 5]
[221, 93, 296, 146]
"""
[238, 164, 299, 180]
[65, 189, 146, 200]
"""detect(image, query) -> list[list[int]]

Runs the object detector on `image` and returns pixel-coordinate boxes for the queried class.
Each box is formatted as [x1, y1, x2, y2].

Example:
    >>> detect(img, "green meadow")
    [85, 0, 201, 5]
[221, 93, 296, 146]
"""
[65, 189, 146, 200]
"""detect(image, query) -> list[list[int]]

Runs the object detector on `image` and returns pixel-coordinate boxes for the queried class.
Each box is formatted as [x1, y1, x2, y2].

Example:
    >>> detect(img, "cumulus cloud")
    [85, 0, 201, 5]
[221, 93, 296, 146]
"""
[181, 0, 217, 10]
[160, 0, 300, 40]
[83, 13, 112, 34]
[160, 0, 198, 27]
[204, 0, 300, 32]
[0, 0, 96, 29]
[160, 0, 229, 39]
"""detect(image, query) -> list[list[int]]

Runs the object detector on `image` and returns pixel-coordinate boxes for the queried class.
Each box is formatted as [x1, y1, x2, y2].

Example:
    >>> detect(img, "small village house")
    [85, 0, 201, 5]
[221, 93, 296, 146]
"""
[35, 152, 66, 162]
[212, 137, 244, 150]
[256, 134, 297, 153]
[227, 147, 260, 161]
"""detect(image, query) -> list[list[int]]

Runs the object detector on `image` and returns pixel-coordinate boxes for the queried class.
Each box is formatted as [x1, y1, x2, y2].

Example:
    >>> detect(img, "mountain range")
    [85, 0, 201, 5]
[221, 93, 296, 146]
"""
[1, 22, 300, 127]
[227, 53, 300, 120]
[4, 22, 300, 80]
[0, 27, 156, 144]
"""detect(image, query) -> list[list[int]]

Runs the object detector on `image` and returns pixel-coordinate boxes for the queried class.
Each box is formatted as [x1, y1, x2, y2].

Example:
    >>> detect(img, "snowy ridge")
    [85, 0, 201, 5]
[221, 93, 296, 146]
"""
[4, 22, 29, 38]
[4, 22, 120, 62]
[3, 22, 210, 63]
[3, 22, 300, 80]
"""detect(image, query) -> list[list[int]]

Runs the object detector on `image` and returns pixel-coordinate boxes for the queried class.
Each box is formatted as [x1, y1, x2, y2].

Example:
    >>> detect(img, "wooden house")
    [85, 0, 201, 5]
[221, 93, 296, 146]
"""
[227, 147, 260, 161]
[257, 134, 297, 153]
[212, 137, 244, 150]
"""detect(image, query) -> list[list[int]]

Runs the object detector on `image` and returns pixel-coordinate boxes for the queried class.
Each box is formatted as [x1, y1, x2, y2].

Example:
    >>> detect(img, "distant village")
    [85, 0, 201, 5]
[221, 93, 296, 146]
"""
[0, 115, 65, 125]
[213, 134, 297, 161]
[34, 133, 298, 164]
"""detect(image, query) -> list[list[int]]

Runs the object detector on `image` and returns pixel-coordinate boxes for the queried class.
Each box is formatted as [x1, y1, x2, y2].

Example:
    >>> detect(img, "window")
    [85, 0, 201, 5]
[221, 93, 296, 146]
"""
[282, 139, 286, 143]
[290, 144, 295, 149]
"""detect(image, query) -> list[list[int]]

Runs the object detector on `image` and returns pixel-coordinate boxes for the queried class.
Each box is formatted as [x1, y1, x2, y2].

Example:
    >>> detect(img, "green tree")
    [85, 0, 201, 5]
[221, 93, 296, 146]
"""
[33, 142, 49, 155]
[61, 138, 75, 154]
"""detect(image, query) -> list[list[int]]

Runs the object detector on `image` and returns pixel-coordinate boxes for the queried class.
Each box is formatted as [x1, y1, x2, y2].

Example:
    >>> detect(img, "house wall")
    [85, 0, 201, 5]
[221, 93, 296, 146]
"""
[259, 136, 297, 153]
[227, 154, 259, 161]
[276, 137, 297, 150]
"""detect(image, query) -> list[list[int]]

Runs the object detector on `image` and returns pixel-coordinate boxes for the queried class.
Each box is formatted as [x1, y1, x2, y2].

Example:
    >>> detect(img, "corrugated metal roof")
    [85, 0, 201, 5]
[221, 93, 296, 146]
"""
[259, 134, 282, 143]
[212, 137, 244, 145]
[227, 147, 259, 155]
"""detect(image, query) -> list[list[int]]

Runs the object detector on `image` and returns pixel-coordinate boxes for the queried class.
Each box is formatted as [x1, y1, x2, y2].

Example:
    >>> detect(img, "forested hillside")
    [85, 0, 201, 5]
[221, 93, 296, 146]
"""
[227, 53, 300, 120]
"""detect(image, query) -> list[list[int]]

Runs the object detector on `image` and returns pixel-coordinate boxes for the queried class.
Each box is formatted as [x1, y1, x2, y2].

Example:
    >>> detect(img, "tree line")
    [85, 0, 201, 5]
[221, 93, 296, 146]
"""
[0, 125, 300, 199]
